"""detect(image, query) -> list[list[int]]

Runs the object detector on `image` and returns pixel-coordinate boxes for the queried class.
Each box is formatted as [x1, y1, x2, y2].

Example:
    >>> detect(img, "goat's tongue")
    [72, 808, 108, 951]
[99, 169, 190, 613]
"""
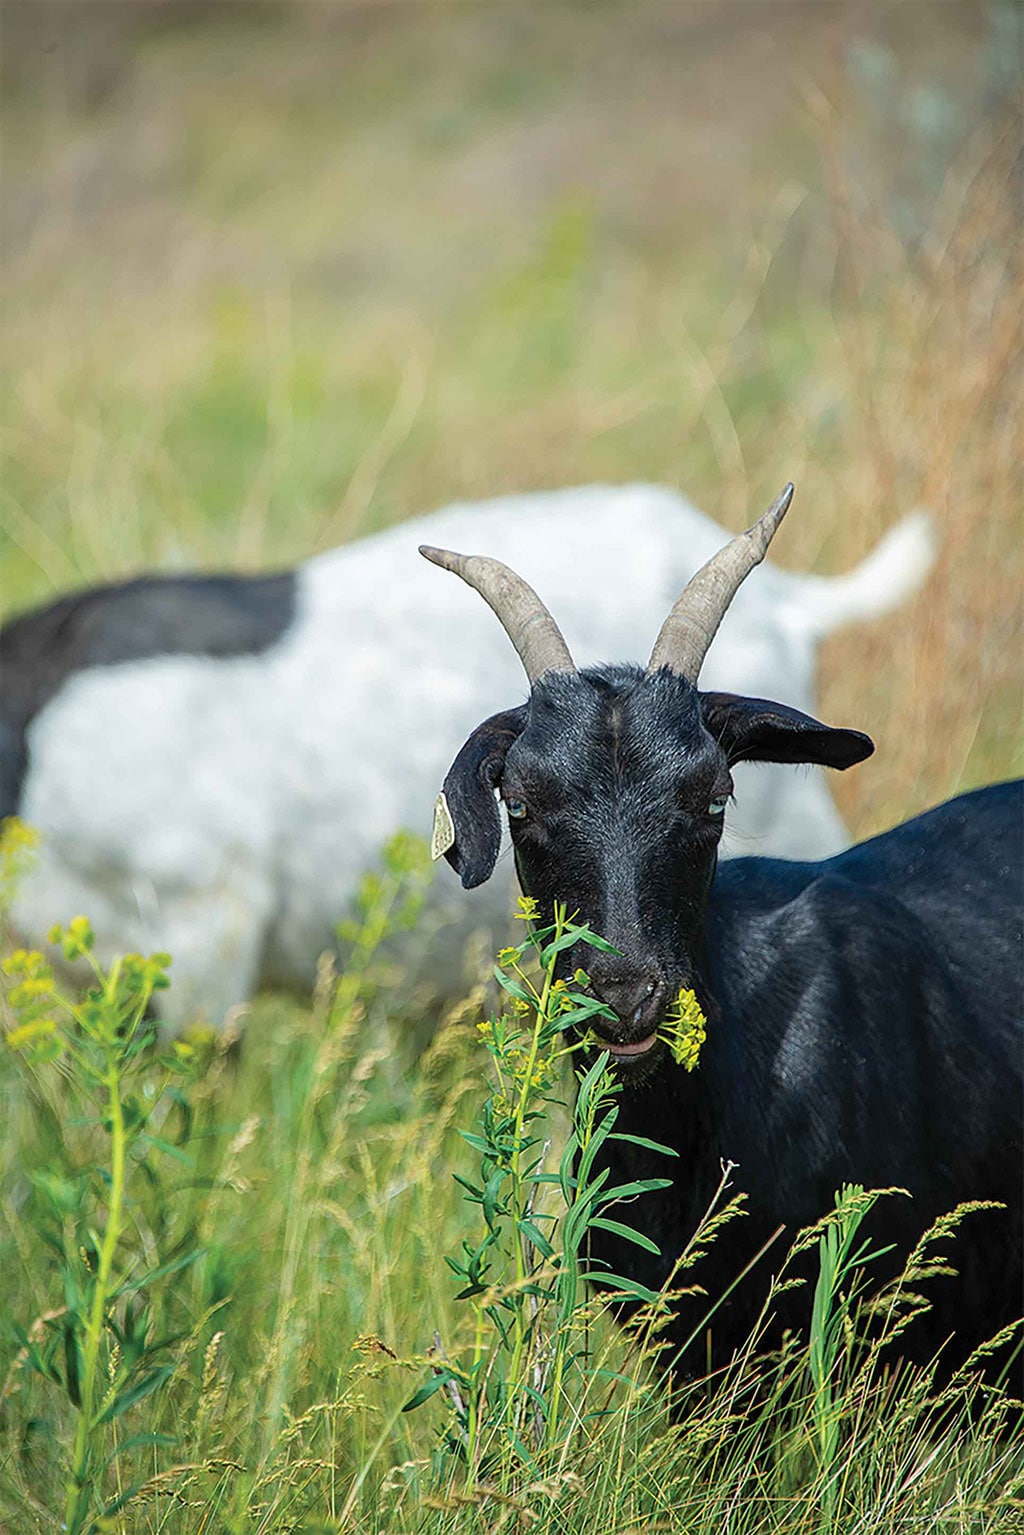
[607, 1032, 658, 1057]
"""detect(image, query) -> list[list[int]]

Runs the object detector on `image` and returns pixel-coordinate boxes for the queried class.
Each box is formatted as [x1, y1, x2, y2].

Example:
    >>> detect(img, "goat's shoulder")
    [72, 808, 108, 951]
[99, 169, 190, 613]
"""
[709, 854, 998, 1099]
[708, 859, 935, 1054]
[711, 781, 1023, 987]
[707, 825, 1020, 1188]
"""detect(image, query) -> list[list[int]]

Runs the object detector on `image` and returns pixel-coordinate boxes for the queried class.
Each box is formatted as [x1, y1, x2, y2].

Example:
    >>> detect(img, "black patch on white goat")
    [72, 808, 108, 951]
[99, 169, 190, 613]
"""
[0, 570, 296, 817]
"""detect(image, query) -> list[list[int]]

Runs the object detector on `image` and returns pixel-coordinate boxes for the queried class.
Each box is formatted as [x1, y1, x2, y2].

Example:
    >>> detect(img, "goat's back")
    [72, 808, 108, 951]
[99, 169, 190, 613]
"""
[715, 779, 1022, 1029]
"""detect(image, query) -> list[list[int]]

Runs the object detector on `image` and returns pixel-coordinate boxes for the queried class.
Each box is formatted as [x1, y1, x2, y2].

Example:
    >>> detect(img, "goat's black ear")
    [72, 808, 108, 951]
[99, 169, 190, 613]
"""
[699, 692, 874, 770]
[441, 706, 529, 888]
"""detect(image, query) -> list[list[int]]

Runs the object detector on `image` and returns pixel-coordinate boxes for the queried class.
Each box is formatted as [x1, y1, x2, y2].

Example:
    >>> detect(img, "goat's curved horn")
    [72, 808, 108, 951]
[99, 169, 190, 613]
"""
[648, 483, 795, 680]
[419, 545, 578, 683]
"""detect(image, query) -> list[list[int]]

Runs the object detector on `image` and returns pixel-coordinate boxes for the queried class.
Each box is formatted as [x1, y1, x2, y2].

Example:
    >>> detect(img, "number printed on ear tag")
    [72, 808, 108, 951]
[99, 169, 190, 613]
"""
[431, 791, 456, 861]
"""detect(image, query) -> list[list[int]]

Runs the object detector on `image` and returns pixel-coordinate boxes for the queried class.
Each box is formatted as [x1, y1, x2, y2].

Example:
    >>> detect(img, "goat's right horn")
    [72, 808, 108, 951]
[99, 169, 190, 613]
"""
[648, 483, 795, 680]
[419, 546, 578, 684]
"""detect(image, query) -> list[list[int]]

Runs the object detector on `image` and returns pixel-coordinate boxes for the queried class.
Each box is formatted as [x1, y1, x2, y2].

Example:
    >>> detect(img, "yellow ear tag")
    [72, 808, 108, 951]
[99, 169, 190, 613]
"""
[431, 791, 456, 861]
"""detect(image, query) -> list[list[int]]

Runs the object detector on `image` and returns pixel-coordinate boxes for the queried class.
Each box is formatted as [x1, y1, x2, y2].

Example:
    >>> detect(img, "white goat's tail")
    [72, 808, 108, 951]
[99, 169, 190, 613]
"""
[783, 512, 936, 638]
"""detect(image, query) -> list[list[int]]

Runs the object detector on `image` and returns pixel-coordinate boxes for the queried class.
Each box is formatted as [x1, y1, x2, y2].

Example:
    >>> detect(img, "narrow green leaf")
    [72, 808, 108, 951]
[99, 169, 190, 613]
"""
[98, 1363, 175, 1422]
[100, 1479, 149, 1518]
[458, 1131, 491, 1154]
[103, 1432, 177, 1470]
[590, 1216, 662, 1255]
[493, 967, 536, 1006]
[114, 1246, 204, 1297]
[580, 1271, 663, 1303]
[12, 1323, 62, 1385]
[63, 1321, 81, 1408]
[138, 1133, 195, 1167]
[575, 929, 623, 955]
[403, 1374, 452, 1413]
[452, 1173, 484, 1200]
[518, 1219, 555, 1258]
[601, 1177, 674, 1202]
[537, 928, 602, 965]
[576, 1113, 618, 1185]
[482, 1168, 507, 1229]
[575, 1052, 615, 1118]
[608, 1132, 679, 1157]
[553, 997, 620, 1030]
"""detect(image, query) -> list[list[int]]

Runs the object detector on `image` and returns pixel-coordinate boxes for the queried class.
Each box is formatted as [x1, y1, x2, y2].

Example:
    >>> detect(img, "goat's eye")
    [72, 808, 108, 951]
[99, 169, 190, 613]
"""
[708, 795, 729, 817]
[506, 798, 528, 820]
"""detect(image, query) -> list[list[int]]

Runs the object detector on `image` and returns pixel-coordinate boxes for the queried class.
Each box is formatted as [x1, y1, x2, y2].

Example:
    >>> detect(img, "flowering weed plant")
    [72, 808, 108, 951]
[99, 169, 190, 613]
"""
[2, 917, 208, 1535]
[406, 899, 679, 1480]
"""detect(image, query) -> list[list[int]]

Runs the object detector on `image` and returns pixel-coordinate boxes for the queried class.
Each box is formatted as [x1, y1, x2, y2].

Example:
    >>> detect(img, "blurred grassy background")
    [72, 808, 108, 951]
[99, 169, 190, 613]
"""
[1, 2, 1021, 841]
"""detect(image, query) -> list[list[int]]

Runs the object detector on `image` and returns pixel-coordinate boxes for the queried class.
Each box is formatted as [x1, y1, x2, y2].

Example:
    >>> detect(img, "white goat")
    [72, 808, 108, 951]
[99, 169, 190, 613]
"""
[1, 485, 933, 1025]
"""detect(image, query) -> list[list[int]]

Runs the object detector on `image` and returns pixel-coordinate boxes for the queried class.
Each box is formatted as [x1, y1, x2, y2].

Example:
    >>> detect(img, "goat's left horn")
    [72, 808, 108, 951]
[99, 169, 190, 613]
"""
[419, 545, 578, 684]
[648, 483, 795, 680]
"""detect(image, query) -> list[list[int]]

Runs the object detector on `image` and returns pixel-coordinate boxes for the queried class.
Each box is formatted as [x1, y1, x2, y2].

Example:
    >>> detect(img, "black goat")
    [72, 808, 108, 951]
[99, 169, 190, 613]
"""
[423, 486, 1023, 1378]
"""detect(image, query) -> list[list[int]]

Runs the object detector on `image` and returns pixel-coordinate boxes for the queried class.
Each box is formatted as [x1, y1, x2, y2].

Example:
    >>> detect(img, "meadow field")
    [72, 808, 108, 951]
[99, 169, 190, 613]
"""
[0, 3, 1022, 1530]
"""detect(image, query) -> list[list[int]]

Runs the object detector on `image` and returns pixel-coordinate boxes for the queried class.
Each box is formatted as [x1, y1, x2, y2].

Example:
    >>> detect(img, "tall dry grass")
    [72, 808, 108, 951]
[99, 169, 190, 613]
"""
[809, 113, 1022, 834]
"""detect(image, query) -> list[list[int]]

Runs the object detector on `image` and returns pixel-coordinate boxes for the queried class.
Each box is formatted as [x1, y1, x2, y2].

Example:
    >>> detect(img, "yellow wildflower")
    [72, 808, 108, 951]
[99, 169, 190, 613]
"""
[658, 987, 707, 1072]
[3, 949, 50, 980]
[6, 1016, 57, 1051]
[0, 818, 39, 858]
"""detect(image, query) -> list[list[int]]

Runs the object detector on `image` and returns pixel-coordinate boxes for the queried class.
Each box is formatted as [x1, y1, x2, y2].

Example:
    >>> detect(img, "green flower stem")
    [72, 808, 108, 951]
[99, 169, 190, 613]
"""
[545, 1058, 606, 1453]
[465, 1303, 487, 1482]
[65, 960, 127, 1535]
[504, 910, 561, 1426]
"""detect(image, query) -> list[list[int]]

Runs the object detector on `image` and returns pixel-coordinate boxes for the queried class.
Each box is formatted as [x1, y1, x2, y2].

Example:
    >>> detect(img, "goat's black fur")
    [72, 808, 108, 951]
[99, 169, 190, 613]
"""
[442, 663, 1023, 1376]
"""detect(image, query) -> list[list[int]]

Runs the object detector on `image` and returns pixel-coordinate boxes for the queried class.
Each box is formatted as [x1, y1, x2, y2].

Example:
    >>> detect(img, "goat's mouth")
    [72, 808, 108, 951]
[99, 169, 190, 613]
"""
[605, 1032, 659, 1060]
[586, 1004, 665, 1063]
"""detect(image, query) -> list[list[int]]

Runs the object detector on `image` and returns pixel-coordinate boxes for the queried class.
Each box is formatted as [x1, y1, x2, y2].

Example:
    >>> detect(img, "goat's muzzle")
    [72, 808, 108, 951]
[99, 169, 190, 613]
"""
[584, 966, 670, 1058]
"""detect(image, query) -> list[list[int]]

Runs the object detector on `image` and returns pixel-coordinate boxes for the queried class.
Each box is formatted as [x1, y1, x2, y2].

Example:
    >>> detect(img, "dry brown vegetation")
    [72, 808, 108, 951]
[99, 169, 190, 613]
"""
[775, 117, 1023, 835]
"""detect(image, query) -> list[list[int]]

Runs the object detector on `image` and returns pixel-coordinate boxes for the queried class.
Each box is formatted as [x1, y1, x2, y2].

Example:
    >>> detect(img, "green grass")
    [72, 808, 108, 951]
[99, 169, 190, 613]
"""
[0, 5, 1021, 1529]
[1, 843, 1020, 1532]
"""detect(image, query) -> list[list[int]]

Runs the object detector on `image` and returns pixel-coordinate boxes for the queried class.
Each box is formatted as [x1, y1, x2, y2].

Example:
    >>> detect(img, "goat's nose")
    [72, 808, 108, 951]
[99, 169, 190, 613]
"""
[589, 966, 665, 1029]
